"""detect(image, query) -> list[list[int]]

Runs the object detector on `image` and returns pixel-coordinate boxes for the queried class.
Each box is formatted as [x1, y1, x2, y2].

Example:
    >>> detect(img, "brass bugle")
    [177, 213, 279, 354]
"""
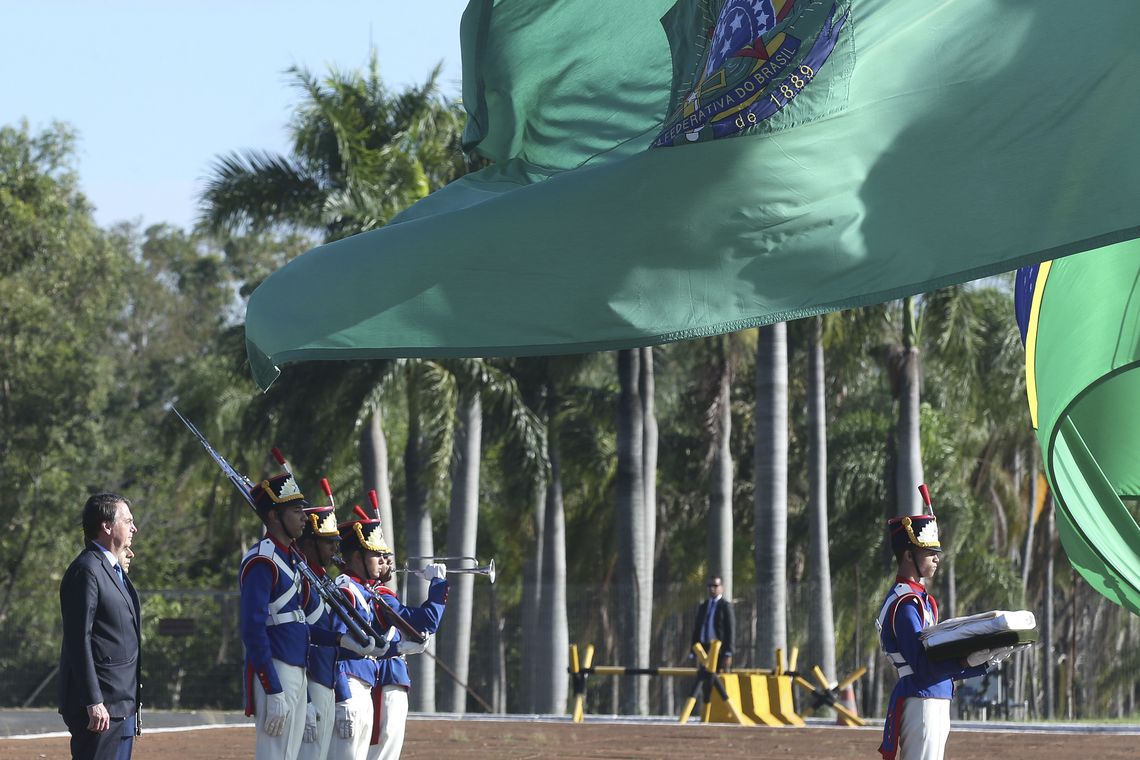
[395, 556, 496, 584]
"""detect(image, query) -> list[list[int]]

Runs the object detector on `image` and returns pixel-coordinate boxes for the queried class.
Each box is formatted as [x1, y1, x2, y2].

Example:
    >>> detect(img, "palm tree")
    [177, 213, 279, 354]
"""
[616, 348, 650, 713]
[754, 322, 788, 668]
[806, 315, 837, 683]
[640, 347, 658, 619]
[437, 387, 481, 713]
[708, 335, 735, 597]
[508, 354, 597, 714]
[895, 296, 924, 517]
[436, 358, 542, 713]
[200, 54, 465, 240]
[402, 361, 450, 711]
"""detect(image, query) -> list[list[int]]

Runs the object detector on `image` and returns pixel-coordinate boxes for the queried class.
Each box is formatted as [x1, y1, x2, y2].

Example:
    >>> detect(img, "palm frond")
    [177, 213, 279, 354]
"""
[198, 150, 325, 234]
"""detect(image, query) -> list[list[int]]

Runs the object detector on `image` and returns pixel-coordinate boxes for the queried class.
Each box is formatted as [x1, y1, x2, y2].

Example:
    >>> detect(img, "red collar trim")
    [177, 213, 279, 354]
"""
[373, 585, 398, 598]
[895, 576, 926, 594]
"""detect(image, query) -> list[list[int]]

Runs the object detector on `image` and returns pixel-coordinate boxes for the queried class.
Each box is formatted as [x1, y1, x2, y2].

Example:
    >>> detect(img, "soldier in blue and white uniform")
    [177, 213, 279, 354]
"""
[329, 515, 397, 760]
[367, 548, 447, 760]
[297, 502, 341, 760]
[876, 511, 993, 760]
[240, 474, 379, 760]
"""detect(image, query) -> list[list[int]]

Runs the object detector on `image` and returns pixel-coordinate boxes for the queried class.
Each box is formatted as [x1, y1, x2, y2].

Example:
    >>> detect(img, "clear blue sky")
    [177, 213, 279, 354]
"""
[0, 1, 466, 230]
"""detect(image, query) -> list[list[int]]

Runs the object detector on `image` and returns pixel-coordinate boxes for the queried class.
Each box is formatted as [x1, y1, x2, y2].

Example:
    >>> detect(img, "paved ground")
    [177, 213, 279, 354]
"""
[4, 712, 1140, 759]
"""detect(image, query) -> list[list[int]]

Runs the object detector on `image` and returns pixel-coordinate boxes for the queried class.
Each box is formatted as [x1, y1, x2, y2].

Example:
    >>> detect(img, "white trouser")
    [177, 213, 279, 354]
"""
[253, 659, 307, 760]
[298, 681, 335, 760]
[328, 676, 374, 760]
[366, 685, 409, 760]
[898, 697, 950, 760]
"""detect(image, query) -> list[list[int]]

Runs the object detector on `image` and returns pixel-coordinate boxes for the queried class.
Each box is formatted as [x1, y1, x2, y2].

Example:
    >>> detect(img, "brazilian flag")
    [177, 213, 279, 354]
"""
[1017, 242, 1140, 614]
[244, 0, 1140, 389]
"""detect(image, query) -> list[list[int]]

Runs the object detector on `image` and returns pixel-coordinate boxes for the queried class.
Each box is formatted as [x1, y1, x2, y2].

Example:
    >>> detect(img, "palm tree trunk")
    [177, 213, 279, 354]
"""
[519, 474, 545, 713]
[639, 346, 657, 679]
[360, 408, 396, 552]
[1016, 447, 1039, 709]
[536, 428, 569, 713]
[709, 338, 734, 597]
[404, 386, 436, 712]
[439, 389, 482, 713]
[642, 348, 661, 610]
[754, 323, 788, 668]
[490, 582, 507, 712]
[806, 316, 837, 683]
[616, 348, 649, 713]
[1043, 494, 1055, 718]
[896, 296, 924, 516]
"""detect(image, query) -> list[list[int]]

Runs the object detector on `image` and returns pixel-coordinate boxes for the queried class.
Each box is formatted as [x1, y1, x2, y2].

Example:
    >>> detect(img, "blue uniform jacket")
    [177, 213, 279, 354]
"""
[239, 536, 339, 712]
[304, 563, 338, 690]
[333, 574, 381, 700]
[374, 579, 448, 689]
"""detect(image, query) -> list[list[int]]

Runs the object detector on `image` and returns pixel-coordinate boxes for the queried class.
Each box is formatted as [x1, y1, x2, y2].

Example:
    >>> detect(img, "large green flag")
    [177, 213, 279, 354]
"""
[1017, 242, 1140, 613]
[245, 0, 1140, 389]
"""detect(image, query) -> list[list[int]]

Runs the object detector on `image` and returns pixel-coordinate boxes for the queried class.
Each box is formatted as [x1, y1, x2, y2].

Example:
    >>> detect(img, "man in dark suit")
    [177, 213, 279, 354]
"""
[59, 493, 141, 760]
[690, 575, 734, 672]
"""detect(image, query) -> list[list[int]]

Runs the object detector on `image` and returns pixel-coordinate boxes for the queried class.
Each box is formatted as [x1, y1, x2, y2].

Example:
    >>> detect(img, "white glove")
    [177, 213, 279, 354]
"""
[302, 701, 317, 743]
[964, 648, 993, 668]
[373, 626, 397, 657]
[986, 646, 1017, 668]
[397, 631, 432, 656]
[340, 633, 377, 657]
[335, 701, 354, 739]
[419, 562, 447, 581]
[263, 692, 289, 737]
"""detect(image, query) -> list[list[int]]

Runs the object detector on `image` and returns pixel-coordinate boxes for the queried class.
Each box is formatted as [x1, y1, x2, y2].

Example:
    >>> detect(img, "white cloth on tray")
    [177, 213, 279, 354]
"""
[919, 609, 1036, 649]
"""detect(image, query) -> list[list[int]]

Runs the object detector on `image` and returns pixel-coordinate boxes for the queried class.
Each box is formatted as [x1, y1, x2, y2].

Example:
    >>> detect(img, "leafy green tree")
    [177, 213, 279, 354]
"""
[0, 122, 127, 645]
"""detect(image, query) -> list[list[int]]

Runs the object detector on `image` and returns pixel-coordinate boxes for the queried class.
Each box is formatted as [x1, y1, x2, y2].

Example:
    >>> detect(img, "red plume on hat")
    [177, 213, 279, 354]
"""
[887, 483, 942, 555]
[248, 447, 310, 513]
[302, 477, 339, 539]
[338, 502, 391, 554]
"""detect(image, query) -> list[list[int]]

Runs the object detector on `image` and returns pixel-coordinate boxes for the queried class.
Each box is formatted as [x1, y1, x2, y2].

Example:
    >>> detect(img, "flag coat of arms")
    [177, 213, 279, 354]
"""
[245, 0, 1140, 389]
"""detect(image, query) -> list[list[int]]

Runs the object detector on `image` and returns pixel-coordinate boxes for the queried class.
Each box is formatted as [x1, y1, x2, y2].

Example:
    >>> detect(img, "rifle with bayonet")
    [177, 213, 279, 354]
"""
[172, 407, 377, 647]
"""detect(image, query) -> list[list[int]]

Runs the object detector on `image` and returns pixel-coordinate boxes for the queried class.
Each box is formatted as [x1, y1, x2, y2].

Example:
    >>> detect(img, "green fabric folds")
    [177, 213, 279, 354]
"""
[1028, 242, 1140, 614]
[245, 0, 1140, 389]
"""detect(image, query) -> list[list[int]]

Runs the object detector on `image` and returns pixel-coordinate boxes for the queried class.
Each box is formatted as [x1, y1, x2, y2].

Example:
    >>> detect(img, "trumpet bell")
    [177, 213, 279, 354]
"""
[394, 556, 497, 583]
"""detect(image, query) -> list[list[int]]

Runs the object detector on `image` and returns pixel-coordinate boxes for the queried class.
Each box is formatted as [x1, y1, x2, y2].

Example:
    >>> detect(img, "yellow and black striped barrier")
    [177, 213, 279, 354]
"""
[791, 664, 868, 727]
[569, 642, 865, 727]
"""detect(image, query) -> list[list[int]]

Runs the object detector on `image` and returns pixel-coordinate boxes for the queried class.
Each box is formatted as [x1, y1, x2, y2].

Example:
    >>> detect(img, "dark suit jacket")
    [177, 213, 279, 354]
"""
[691, 597, 735, 656]
[58, 543, 141, 721]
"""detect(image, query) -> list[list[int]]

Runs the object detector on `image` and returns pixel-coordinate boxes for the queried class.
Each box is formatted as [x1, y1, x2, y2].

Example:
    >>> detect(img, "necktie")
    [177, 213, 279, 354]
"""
[702, 598, 717, 644]
[114, 563, 126, 588]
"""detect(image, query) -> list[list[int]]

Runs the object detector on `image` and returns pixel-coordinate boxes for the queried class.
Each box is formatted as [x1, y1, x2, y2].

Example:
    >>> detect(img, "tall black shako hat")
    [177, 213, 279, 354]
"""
[339, 491, 391, 554]
[887, 483, 942, 556]
[302, 477, 340, 540]
[249, 447, 310, 518]
[249, 473, 309, 516]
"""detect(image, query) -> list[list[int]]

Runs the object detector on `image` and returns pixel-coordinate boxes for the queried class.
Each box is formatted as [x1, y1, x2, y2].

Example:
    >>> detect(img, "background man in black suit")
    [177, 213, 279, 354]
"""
[59, 493, 141, 760]
[690, 575, 735, 672]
